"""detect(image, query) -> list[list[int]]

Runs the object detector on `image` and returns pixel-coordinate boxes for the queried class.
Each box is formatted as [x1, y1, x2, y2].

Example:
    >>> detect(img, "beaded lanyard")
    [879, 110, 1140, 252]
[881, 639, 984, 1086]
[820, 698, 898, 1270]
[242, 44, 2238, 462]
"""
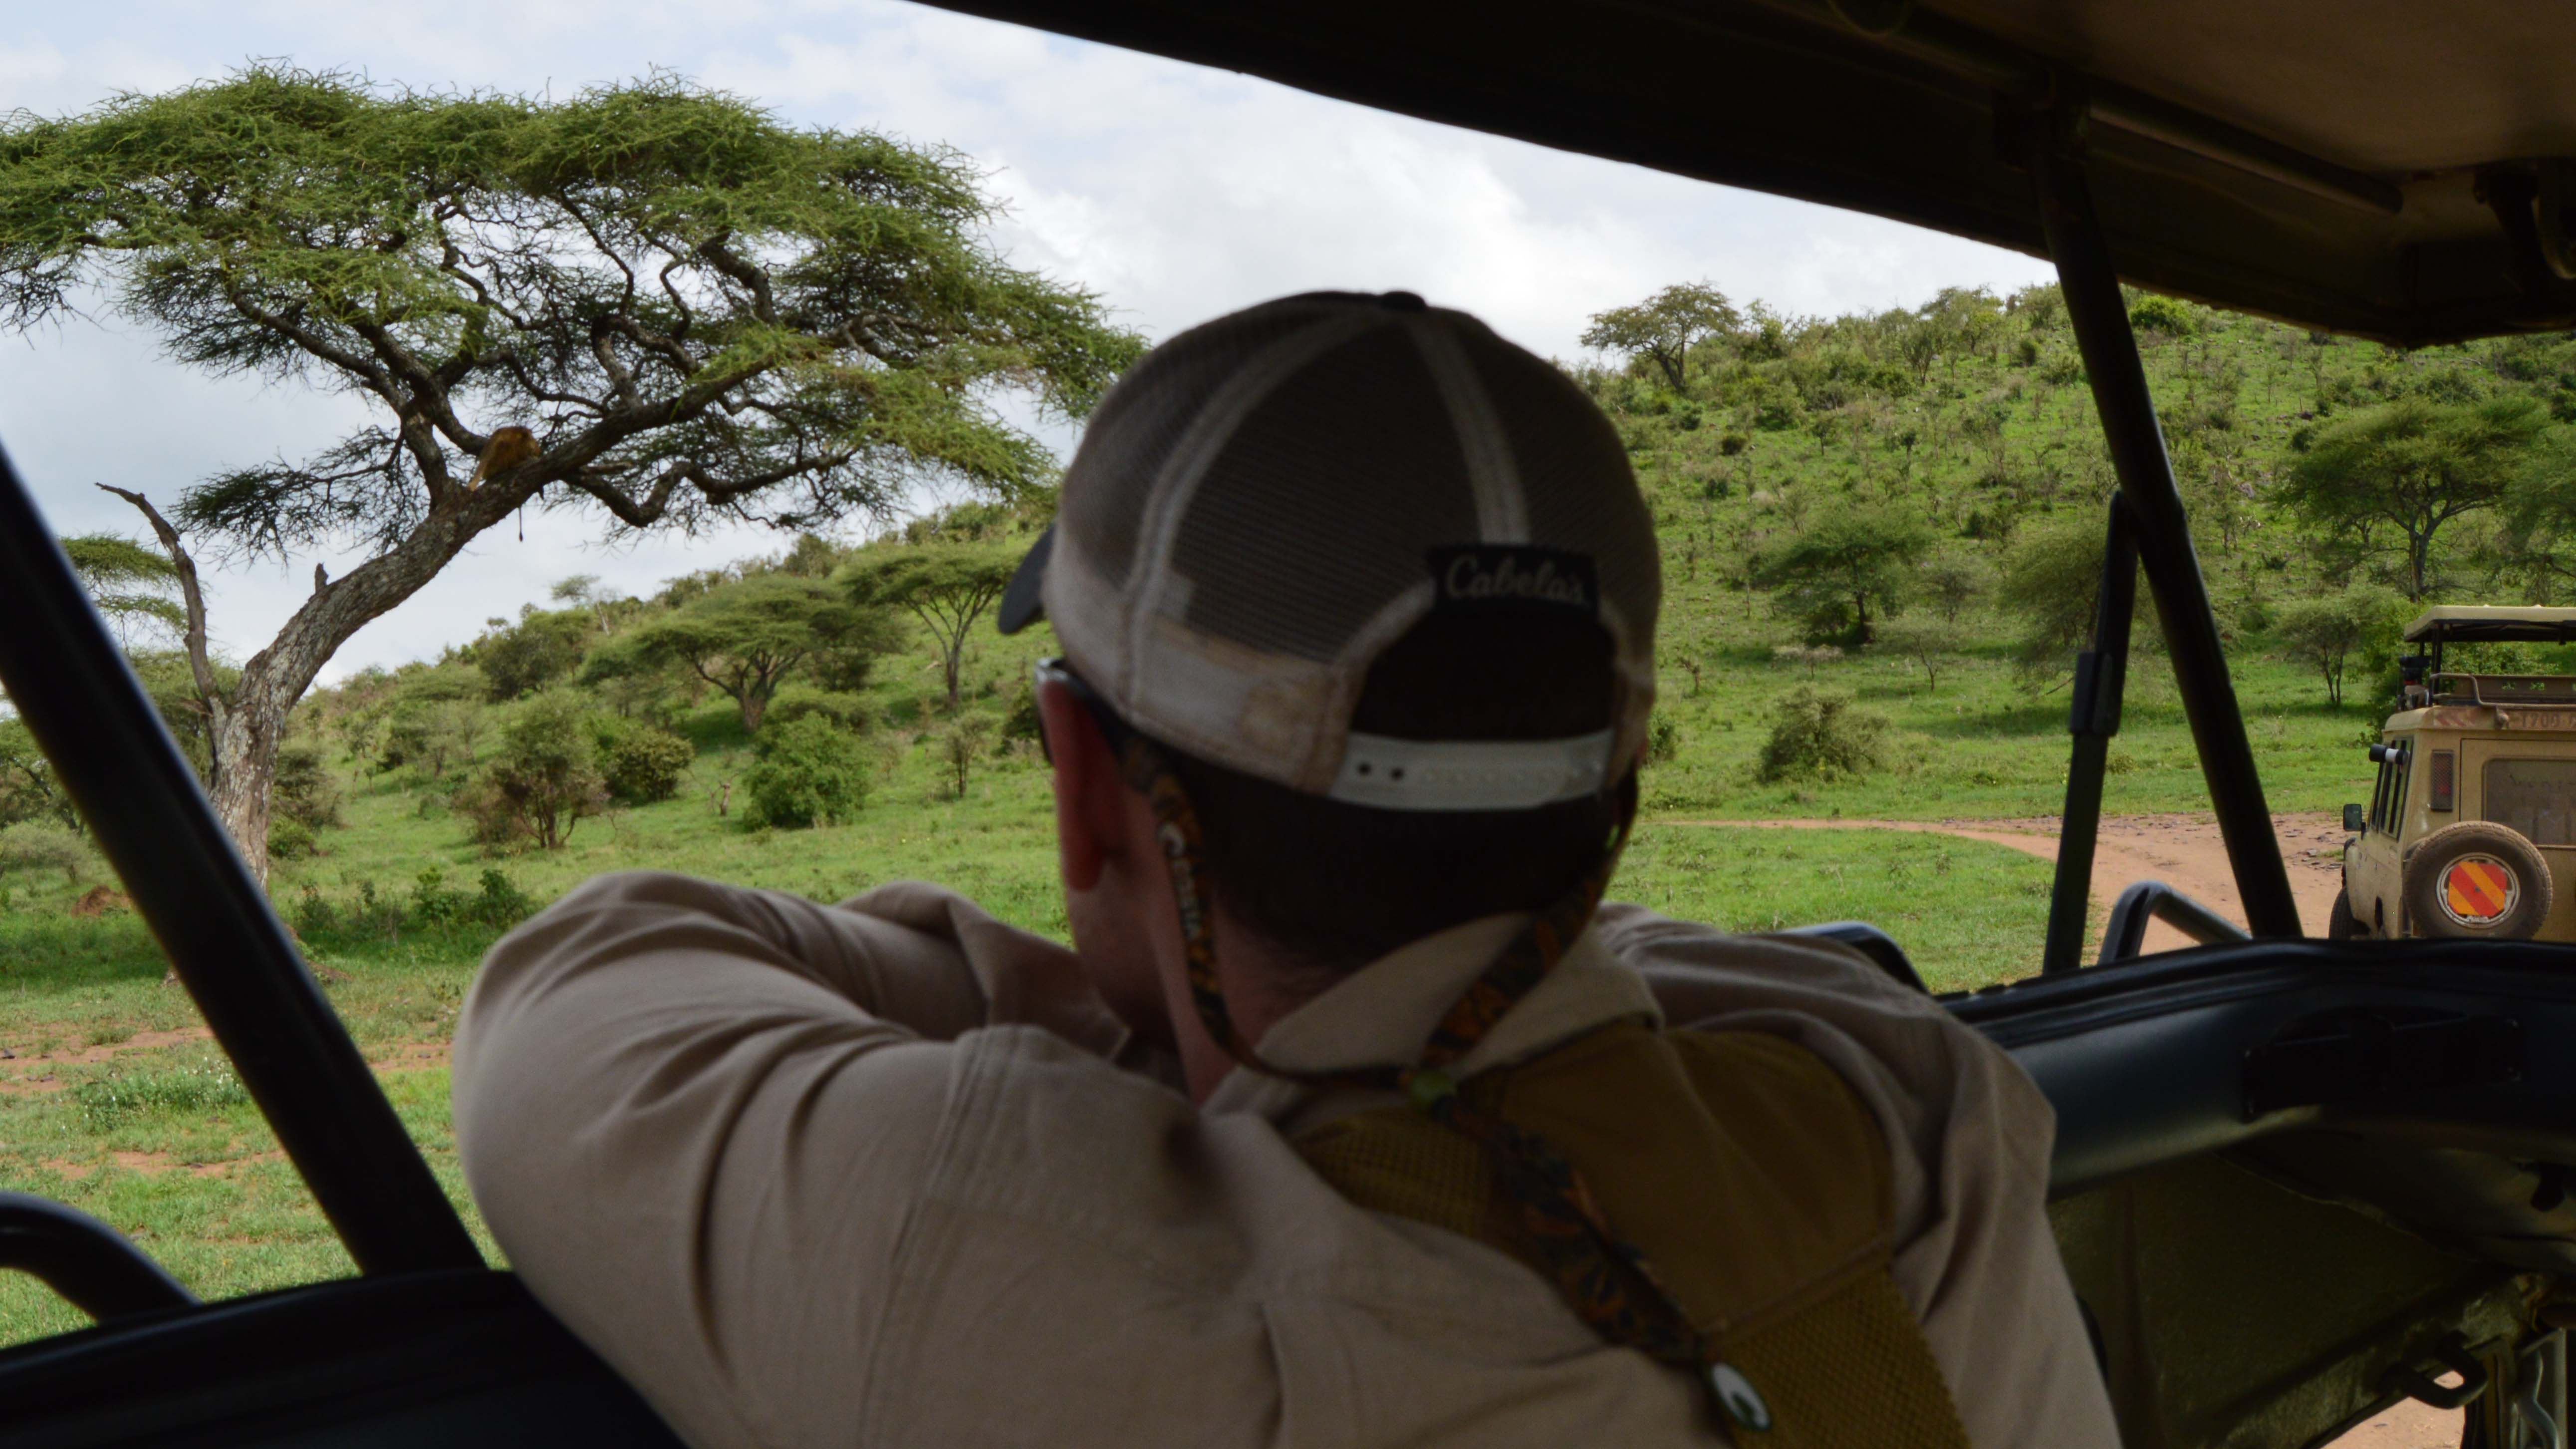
[1119, 733, 1762, 1432]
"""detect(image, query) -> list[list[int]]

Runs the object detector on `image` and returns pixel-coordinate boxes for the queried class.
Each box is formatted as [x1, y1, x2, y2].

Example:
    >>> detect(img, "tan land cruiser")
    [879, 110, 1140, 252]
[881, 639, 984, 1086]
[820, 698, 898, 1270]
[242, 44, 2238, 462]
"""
[2338, 606, 2576, 942]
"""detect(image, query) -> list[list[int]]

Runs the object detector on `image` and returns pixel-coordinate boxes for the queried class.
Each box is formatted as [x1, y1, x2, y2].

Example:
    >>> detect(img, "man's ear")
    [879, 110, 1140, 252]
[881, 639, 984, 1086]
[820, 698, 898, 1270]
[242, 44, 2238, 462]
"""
[1039, 681, 1130, 892]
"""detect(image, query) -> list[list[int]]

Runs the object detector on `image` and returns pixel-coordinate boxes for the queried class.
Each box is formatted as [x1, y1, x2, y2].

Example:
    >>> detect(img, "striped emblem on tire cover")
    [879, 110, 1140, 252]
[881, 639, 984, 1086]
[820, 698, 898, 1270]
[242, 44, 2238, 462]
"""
[2446, 860, 2513, 921]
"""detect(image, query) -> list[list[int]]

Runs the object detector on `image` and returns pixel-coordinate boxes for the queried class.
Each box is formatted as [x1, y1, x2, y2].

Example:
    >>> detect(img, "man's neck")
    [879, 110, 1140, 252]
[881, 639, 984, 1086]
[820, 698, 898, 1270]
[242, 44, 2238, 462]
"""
[1165, 919, 1351, 1104]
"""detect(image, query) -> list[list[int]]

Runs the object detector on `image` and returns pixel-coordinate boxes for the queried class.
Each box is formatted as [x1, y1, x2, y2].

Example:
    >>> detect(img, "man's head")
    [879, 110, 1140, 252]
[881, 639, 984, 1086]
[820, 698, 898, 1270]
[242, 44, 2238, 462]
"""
[1003, 292, 1659, 1091]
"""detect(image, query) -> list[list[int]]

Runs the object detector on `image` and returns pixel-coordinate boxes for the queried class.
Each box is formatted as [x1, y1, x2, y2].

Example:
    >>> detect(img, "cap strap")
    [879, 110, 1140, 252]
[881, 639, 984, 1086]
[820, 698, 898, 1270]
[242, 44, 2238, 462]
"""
[1329, 729, 1617, 812]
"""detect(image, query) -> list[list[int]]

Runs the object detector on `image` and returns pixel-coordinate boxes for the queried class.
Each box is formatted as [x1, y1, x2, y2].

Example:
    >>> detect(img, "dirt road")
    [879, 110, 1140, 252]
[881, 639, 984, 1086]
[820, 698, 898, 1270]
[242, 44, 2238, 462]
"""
[1698, 811, 2349, 958]
[1687, 811, 2459, 1446]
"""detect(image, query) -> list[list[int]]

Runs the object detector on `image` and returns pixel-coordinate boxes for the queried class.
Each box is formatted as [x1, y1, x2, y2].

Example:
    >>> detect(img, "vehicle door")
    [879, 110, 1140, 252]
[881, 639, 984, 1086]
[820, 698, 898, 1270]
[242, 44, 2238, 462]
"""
[2460, 737, 2576, 939]
[2350, 741, 2409, 936]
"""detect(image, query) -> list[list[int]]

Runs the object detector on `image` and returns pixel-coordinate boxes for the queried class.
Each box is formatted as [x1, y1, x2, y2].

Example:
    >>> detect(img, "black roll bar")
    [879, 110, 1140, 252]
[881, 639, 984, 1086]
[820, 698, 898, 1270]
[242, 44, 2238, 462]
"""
[2030, 107, 2305, 943]
[0, 1193, 199, 1322]
[2042, 496, 2138, 973]
[0, 445, 483, 1276]
[2096, 880, 2253, 966]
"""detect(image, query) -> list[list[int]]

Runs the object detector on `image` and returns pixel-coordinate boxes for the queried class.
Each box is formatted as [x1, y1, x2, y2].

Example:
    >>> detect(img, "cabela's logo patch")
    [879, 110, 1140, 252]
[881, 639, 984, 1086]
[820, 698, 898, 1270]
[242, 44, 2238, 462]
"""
[1428, 545, 1598, 615]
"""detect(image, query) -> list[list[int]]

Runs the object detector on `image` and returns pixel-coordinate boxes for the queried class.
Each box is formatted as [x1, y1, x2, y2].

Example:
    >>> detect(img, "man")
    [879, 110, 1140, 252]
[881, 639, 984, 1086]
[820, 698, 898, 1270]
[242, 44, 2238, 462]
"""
[455, 291, 2119, 1447]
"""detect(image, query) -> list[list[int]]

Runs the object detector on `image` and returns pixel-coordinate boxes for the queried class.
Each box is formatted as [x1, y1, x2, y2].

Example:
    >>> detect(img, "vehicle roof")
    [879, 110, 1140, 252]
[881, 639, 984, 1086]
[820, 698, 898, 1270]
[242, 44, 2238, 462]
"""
[922, 0, 2576, 345]
[2405, 606, 2576, 643]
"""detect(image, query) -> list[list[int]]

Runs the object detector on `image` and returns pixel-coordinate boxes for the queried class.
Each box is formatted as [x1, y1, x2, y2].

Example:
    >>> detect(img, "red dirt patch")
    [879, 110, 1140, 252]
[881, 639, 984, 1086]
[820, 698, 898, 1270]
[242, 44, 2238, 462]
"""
[40, 1148, 284, 1181]
[0, 1026, 217, 1093]
[369, 1041, 452, 1073]
[1683, 812, 2346, 958]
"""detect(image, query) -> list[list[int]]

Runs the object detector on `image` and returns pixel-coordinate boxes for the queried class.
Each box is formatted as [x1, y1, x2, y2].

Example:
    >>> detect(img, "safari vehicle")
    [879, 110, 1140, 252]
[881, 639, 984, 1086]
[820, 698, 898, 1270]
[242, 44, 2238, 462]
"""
[2339, 607, 2576, 944]
[3, 4, 2576, 1449]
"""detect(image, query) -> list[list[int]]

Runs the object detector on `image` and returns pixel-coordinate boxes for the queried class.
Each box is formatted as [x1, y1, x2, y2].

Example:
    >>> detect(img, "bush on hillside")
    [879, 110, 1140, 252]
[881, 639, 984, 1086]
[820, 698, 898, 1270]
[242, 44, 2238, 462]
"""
[1646, 715, 1682, 766]
[271, 742, 343, 830]
[267, 816, 320, 862]
[766, 687, 875, 734]
[940, 715, 995, 799]
[2271, 586, 2406, 708]
[745, 715, 871, 828]
[1756, 687, 1890, 783]
[2128, 294, 2195, 336]
[472, 606, 595, 701]
[1997, 510, 2164, 669]
[0, 820, 89, 886]
[594, 723, 696, 803]
[456, 691, 607, 850]
[1871, 615, 1970, 693]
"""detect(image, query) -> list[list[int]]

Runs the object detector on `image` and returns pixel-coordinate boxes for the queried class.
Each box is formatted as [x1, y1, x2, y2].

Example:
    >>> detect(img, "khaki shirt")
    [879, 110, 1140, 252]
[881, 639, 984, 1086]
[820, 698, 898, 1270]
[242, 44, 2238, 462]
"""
[453, 871, 2119, 1448]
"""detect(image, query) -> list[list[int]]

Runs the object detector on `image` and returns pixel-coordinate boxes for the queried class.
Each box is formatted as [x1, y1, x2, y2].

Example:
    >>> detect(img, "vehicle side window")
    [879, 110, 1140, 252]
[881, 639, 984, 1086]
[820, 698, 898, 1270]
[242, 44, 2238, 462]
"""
[2369, 747, 2410, 833]
[2484, 758, 2576, 845]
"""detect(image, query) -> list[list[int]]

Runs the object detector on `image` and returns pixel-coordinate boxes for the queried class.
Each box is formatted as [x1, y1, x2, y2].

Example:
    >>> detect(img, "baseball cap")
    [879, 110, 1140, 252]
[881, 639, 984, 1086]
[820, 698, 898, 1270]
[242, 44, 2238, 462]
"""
[999, 290, 1659, 812]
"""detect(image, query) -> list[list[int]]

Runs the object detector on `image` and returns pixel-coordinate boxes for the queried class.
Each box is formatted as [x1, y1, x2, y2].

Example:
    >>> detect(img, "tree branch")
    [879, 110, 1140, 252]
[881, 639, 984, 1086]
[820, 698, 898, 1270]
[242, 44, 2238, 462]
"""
[96, 483, 222, 710]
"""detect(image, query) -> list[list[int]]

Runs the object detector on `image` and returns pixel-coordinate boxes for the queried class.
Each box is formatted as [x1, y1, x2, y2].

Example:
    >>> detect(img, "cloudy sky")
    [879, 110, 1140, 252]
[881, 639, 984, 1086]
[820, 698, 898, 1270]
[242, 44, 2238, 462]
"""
[0, 0, 2053, 681]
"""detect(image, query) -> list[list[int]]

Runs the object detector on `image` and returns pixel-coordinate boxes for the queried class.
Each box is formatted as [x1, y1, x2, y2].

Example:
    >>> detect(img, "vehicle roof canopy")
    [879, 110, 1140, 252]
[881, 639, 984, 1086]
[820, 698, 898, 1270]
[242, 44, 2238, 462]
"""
[2404, 606, 2576, 644]
[925, 0, 2576, 344]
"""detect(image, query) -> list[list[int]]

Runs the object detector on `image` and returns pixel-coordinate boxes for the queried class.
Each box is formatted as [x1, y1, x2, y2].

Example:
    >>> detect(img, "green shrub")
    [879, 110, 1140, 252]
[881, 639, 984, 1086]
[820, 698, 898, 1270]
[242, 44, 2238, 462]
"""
[0, 821, 89, 885]
[2128, 294, 2195, 335]
[766, 687, 875, 734]
[1000, 684, 1041, 743]
[267, 816, 320, 861]
[599, 726, 695, 803]
[745, 715, 871, 828]
[456, 690, 606, 849]
[272, 743, 343, 829]
[1647, 715, 1682, 766]
[1756, 687, 1890, 783]
[940, 715, 995, 799]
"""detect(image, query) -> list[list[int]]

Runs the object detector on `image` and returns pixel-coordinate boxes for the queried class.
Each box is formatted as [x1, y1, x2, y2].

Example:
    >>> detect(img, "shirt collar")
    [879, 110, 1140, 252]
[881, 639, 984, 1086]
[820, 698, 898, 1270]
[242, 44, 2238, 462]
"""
[1201, 912, 1659, 1125]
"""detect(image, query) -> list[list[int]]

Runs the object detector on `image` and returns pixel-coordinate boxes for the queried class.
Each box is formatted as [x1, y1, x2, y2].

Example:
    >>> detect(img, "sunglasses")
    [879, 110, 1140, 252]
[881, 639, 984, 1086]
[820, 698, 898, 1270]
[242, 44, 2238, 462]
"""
[1030, 657, 1133, 765]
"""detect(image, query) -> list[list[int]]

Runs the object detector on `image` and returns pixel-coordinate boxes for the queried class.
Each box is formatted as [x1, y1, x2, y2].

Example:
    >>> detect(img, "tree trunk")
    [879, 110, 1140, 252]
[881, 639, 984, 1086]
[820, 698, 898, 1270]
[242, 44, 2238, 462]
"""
[741, 692, 767, 734]
[110, 477, 540, 886]
[942, 644, 963, 707]
[204, 694, 282, 877]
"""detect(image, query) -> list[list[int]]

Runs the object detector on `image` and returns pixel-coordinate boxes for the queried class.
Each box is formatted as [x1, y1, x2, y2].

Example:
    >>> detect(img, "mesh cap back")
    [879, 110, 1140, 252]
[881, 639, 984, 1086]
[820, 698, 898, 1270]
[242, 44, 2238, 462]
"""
[1005, 291, 1659, 808]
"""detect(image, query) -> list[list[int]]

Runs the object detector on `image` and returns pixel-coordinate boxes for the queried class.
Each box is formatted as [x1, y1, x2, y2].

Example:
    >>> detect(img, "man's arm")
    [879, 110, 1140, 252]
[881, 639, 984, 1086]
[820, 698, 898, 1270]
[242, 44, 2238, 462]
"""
[452, 870, 1118, 1448]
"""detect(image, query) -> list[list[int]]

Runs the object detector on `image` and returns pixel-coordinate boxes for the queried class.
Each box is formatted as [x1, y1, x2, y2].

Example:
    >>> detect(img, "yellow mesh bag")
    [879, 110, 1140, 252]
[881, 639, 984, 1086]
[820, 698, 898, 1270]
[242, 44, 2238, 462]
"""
[1294, 1026, 1969, 1449]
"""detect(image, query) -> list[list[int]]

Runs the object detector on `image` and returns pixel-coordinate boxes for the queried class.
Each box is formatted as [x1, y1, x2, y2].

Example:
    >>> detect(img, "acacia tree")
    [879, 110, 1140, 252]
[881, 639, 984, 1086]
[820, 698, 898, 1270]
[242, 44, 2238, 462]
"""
[1748, 505, 1933, 644]
[0, 68, 1139, 875]
[2281, 396, 2548, 599]
[596, 574, 889, 734]
[2272, 587, 2402, 708]
[1580, 282, 1740, 391]
[841, 543, 1018, 706]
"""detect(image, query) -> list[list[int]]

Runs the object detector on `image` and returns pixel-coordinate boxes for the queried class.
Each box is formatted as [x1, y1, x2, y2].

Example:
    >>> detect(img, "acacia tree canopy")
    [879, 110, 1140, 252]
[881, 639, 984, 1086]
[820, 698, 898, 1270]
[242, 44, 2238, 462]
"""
[600, 574, 891, 733]
[1580, 282, 1740, 391]
[2281, 396, 2549, 599]
[839, 543, 1019, 706]
[0, 66, 1142, 871]
[59, 533, 185, 644]
[1749, 505, 1934, 644]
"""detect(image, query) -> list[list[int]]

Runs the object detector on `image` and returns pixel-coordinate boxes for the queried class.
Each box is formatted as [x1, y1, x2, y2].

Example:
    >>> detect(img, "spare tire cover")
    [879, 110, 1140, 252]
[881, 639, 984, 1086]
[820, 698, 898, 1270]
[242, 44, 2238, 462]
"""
[2403, 820, 2555, 940]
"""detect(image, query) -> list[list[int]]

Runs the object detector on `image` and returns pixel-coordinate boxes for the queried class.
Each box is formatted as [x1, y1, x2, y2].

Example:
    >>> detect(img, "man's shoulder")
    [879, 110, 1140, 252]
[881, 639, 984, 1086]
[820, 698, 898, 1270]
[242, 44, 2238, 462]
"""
[1593, 902, 1939, 1012]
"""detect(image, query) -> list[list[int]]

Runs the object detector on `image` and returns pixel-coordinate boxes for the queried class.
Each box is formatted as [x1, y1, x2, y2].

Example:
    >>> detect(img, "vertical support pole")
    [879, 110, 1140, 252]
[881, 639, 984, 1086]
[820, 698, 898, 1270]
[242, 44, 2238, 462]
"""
[2032, 124, 2304, 940]
[2043, 497, 2137, 972]
[0, 445, 484, 1276]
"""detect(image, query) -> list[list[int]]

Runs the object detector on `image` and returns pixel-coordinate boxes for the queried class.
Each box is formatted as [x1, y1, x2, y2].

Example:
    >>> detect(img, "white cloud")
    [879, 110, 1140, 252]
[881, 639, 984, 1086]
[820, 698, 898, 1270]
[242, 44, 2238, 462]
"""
[0, 0, 2053, 682]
